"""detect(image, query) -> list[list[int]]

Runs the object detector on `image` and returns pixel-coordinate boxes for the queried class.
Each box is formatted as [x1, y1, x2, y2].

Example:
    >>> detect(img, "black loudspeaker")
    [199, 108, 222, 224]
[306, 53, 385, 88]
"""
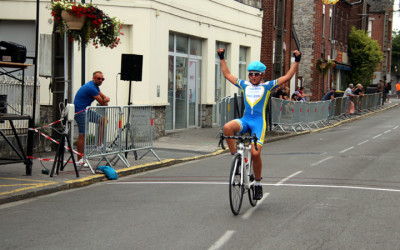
[121, 54, 143, 81]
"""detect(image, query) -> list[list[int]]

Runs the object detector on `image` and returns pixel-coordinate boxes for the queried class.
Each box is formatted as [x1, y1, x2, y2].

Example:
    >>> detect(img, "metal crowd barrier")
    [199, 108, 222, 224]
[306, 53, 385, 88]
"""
[219, 94, 243, 130]
[0, 76, 40, 134]
[82, 105, 159, 174]
[120, 105, 160, 161]
[219, 93, 383, 134]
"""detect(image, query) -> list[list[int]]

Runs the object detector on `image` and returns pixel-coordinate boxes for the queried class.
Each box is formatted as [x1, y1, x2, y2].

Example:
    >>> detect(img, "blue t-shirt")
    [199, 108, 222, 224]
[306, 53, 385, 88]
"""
[322, 91, 334, 101]
[74, 81, 100, 113]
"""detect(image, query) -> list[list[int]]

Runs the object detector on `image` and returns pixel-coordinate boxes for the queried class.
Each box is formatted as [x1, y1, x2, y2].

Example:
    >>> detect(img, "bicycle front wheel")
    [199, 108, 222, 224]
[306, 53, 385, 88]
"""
[229, 154, 244, 215]
[248, 159, 258, 207]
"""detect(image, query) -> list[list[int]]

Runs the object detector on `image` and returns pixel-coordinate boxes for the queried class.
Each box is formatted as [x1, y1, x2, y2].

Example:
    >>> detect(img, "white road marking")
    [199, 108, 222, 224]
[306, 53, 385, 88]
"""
[208, 230, 235, 250]
[267, 183, 400, 193]
[393, 126, 399, 130]
[109, 182, 400, 193]
[275, 171, 303, 186]
[357, 140, 369, 146]
[111, 181, 227, 185]
[383, 130, 391, 134]
[310, 156, 333, 167]
[241, 193, 270, 220]
[372, 134, 383, 139]
[339, 146, 354, 154]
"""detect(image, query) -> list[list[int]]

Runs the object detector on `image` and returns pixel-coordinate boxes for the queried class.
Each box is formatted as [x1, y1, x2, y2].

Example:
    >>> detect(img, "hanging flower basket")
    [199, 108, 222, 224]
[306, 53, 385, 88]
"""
[48, 0, 124, 48]
[61, 10, 86, 30]
[315, 58, 335, 75]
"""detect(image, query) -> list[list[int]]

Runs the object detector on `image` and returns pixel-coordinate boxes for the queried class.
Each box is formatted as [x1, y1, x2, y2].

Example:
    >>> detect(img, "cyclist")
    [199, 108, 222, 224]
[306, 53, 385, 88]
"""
[217, 48, 301, 200]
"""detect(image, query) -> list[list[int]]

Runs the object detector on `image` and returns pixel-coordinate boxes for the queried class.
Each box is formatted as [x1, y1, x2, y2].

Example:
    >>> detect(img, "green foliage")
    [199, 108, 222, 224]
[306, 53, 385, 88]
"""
[348, 26, 382, 87]
[391, 30, 400, 76]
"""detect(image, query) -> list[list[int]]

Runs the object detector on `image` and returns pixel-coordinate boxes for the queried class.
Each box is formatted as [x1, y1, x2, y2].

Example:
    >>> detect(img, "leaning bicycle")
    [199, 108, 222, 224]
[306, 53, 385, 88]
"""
[219, 133, 259, 215]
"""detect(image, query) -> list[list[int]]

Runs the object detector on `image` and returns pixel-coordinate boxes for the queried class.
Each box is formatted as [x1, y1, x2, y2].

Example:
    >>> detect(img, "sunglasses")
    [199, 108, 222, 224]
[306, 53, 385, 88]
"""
[97, 77, 105, 81]
[248, 72, 262, 77]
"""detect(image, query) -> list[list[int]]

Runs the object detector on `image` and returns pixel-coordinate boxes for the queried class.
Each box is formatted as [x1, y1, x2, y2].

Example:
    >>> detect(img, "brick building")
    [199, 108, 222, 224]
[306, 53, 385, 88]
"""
[367, 0, 393, 83]
[260, 0, 299, 97]
[289, 1, 373, 100]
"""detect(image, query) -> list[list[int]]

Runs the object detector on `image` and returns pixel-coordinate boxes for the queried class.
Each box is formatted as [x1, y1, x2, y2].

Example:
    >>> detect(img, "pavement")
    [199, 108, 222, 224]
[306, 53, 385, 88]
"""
[0, 100, 398, 205]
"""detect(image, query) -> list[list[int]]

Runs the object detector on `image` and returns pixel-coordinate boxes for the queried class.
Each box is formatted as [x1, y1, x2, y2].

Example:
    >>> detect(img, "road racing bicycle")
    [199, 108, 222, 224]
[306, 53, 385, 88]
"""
[219, 133, 259, 215]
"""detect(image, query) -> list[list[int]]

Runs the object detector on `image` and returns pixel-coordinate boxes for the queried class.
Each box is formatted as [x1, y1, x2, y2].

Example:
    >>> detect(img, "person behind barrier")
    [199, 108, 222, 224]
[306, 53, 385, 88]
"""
[343, 84, 355, 115]
[292, 87, 303, 101]
[280, 86, 290, 100]
[384, 81, 392, 103]
[376, 83, 382, 93]
[74, 71, 110, 166]
[396, 81, 400, 99]
[217, 48, 301, 200]
[353, 84, 364, 112]
[291, 92, 300, 101]
[271, 85, 281, 98]
[353, 84, 364, 97]
[322, 88, 336, 101]
[298, 86, 310, 101]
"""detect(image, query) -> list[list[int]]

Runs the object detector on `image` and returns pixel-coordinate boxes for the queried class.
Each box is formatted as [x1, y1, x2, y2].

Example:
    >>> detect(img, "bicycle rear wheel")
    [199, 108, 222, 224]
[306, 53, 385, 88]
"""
[248, 159, 258, 207]
[229, 154, 244, 215]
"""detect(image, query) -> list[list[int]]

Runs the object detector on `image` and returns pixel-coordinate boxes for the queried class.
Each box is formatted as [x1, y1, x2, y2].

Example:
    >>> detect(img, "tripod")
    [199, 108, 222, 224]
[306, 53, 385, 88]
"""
[50, 118, 79, 178]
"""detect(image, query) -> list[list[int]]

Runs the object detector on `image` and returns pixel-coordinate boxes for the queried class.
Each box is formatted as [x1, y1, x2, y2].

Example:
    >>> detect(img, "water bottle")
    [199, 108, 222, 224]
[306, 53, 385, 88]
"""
[245, 158, 249, 170]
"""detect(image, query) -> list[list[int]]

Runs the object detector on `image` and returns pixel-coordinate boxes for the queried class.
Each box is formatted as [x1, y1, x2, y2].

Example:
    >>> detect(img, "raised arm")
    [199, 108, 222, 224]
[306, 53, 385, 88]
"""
[217, 48, 237, 85]
[277, 50, 301, 86]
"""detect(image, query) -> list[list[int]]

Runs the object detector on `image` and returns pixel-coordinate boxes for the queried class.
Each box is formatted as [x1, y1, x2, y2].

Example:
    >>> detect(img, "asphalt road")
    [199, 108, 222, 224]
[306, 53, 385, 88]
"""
[1, 105, 400, 249]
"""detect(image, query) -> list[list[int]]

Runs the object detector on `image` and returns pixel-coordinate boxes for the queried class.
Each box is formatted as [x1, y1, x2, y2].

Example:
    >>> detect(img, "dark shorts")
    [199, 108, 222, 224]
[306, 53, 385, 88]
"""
[75, 110, 103, 134]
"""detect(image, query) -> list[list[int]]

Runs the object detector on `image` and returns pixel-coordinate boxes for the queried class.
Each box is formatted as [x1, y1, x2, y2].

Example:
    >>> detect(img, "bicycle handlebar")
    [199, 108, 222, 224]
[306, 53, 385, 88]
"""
[218, 133, 259, 151]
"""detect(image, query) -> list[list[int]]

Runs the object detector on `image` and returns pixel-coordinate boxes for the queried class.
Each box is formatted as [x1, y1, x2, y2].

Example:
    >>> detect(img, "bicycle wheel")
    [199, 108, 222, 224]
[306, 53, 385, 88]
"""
[229, 154, 244, 215]
[248, 159, 258, 207]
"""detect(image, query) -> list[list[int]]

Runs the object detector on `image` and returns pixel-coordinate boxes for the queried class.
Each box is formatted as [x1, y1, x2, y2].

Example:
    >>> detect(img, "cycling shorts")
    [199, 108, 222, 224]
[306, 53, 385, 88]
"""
[233, 116, 266, 146]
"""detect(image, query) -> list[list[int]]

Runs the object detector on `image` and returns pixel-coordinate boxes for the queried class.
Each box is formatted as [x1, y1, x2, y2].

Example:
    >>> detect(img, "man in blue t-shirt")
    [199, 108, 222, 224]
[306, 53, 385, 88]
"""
[322, 88, 336, 101]
[217, 48, 301, 200]
[74, 71, 110, 165]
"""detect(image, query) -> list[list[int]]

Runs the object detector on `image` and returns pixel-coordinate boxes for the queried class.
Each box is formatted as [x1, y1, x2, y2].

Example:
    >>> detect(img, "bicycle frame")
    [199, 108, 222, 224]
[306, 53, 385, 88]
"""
[234, 141, 254, 190]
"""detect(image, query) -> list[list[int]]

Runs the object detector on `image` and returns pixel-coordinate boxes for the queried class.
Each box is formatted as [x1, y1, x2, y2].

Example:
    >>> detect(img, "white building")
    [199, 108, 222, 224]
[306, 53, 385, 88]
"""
[1, 0, 263, 136]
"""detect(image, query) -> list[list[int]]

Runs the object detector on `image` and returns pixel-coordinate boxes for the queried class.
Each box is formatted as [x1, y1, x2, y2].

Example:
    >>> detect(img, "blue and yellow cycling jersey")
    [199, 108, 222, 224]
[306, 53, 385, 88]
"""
[233, 78, 278, 146]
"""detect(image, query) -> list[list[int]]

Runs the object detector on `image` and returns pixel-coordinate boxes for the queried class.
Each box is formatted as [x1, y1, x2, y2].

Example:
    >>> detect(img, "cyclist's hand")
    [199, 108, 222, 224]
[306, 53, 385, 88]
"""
[217, 48, 225, 60]
[293, 50, 301, 62]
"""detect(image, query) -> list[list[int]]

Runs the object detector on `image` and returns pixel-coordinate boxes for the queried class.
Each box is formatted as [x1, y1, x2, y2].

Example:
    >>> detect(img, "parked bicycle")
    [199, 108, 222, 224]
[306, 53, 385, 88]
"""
[219, 133, 259, 215]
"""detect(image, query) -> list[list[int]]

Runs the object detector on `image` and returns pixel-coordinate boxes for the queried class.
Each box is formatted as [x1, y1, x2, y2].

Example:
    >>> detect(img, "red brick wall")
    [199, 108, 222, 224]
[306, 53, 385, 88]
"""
[261, 0, 275, 81]
[261, 0, 296, 90]
[370, 13, 385, 71]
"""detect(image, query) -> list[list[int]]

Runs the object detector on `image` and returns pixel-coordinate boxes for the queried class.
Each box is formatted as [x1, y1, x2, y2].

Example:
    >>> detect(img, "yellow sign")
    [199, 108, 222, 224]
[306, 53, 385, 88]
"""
[322, 0, 339, 4]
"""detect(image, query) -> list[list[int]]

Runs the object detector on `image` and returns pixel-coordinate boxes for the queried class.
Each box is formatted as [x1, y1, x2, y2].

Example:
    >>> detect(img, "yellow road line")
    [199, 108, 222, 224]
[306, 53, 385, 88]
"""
[0, 184, 39, 187]
[0, 177, 56, 183]
[0, 182, 57, 196]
